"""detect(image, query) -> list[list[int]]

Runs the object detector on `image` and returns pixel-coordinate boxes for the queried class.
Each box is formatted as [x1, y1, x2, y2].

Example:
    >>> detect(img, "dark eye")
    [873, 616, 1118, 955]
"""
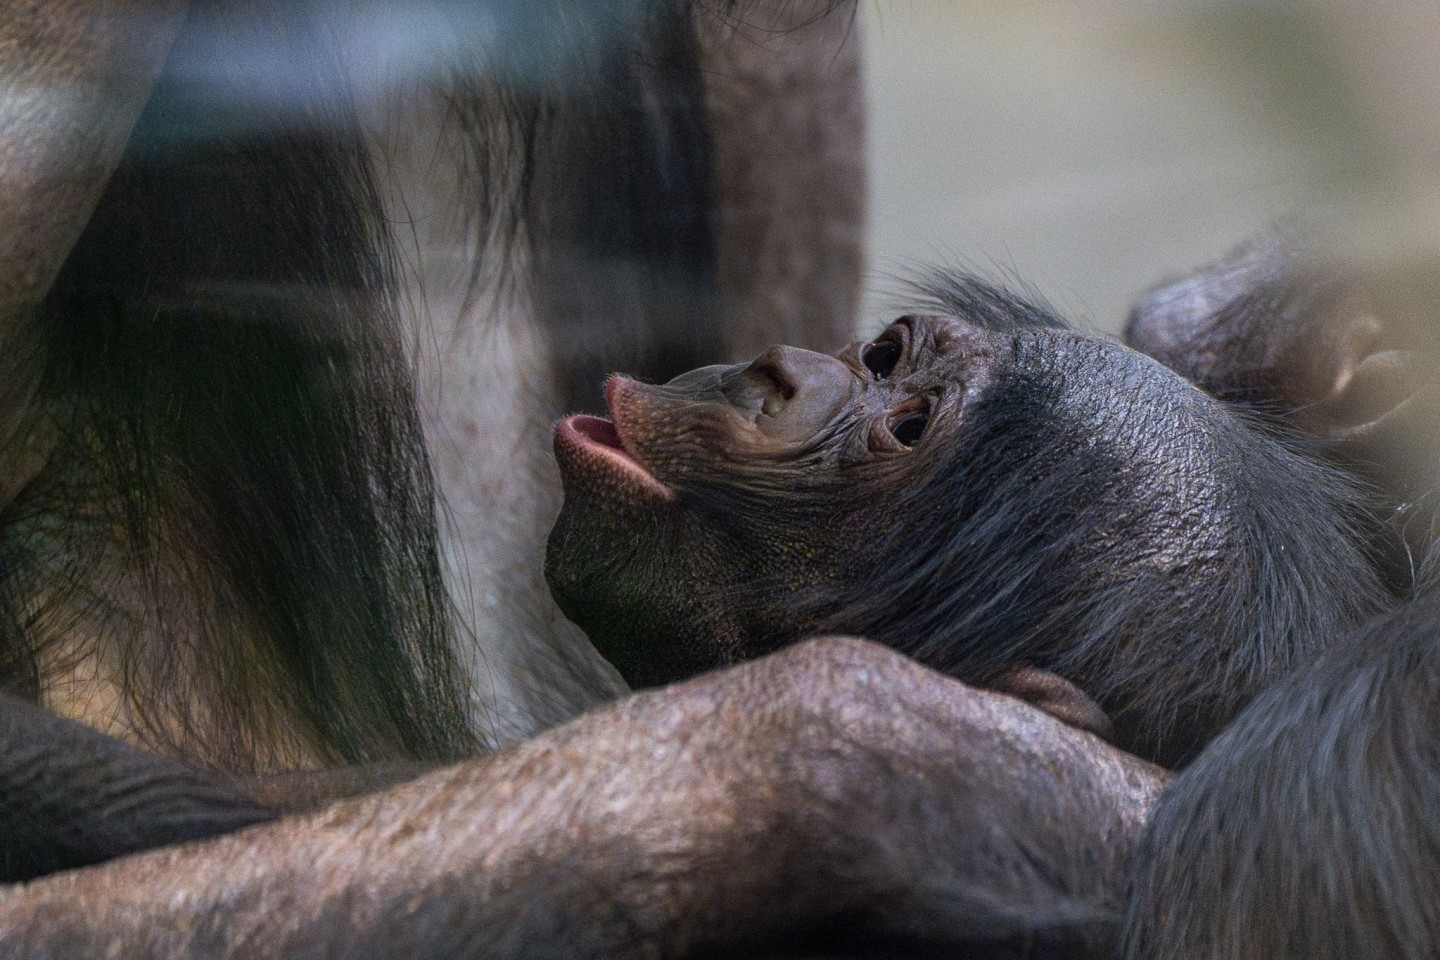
[861, 339, 902, 380]
[889, 410, 929, 447]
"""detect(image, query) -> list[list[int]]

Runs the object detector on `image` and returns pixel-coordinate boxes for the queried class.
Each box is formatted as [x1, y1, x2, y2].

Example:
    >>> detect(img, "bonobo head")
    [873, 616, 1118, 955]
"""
[547, 269, 1402, 765]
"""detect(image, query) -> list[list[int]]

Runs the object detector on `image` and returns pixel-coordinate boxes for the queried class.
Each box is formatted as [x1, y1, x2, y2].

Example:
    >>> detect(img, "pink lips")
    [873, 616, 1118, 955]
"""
[553, 386, 675, 501]
[565, 414, 627, 452]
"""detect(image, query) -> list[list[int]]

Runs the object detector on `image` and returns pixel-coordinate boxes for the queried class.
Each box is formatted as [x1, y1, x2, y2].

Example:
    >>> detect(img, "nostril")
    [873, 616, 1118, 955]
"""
[747, 350, 796, 403]
[732, 345, 854, 440]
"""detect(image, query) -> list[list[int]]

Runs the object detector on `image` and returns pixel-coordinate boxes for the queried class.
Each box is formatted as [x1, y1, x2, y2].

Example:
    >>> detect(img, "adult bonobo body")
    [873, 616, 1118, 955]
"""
[548, 258, 1398, 766]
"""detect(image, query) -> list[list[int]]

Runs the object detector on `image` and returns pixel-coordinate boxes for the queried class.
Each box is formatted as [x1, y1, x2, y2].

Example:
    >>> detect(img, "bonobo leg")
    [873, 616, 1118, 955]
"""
[0, 695, 271, 883]
[1121, 602, 1440, 959]
[0, 638, 1163, 959]
[1126, 230, 1430, 575]
[1125, 230, 1425, 445]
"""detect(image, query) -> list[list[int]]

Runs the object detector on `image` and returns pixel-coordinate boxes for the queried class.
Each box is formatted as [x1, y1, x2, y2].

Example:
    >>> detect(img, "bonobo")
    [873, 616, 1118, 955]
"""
[550, 234, 1440, 956]
[548, 253, 1409, 767]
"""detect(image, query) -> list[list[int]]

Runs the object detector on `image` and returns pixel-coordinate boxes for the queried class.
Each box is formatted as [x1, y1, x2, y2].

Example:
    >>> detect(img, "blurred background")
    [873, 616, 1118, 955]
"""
[860, 0, 1440, 334]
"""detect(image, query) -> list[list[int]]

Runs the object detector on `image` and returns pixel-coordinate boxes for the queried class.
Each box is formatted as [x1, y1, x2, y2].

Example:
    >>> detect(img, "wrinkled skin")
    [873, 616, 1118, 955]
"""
[0, 638, 1164, 959]
[547, 320, 1011, 681]
[546, 314, 1155, 677]
[5, 231, 1429, 958]
[0, 0, 867, 766]
[5, 1, 1438, 955]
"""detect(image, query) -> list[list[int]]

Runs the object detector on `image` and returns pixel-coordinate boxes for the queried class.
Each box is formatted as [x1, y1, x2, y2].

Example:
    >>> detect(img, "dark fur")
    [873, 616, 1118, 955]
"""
[554, 271, 1400, 766]
[0, 694, 273, 882]
[1105, 239, 1440, 958]
[827, 276, 1397, 764]
[900, 243, 1440, 956]
[550, 242, 1440, 951]
[14, 0, 474, 768]
[12, 0, 1440, 952]
[1123, 597, 1440, 959]
[1, 0, 801, 770]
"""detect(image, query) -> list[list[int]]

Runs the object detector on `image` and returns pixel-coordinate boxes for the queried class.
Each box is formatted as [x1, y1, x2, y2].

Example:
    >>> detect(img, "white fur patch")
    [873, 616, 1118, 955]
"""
[360, 84, 627, 746]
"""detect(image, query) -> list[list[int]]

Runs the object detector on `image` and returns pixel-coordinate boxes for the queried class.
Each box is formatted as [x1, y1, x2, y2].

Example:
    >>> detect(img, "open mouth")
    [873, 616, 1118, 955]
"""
[554, 408, 675, 501]
[565, 414, 627, 452]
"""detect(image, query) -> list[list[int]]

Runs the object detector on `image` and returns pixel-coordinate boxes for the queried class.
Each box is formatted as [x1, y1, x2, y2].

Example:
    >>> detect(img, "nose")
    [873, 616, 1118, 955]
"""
[737, 345, 856, 442]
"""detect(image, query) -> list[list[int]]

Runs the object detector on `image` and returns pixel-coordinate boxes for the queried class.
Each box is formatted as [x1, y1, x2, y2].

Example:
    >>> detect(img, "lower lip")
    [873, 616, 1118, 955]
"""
[554, 415, 676, 501]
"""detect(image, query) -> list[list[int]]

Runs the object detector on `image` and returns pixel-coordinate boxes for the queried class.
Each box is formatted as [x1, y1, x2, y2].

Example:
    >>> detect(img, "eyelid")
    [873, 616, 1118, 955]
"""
[885, 320, 913, 356]
[865, 394, 933, 453]
[889, 394, 929, 418]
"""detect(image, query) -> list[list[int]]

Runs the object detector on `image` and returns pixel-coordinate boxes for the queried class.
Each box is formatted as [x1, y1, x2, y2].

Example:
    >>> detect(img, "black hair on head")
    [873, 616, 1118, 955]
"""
[904, 267, 1071, 332]
[810, 275, 1394, 764]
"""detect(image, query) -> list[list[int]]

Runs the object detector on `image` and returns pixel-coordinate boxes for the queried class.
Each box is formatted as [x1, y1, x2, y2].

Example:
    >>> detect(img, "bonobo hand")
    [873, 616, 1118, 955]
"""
[0, 638, 1163, 959]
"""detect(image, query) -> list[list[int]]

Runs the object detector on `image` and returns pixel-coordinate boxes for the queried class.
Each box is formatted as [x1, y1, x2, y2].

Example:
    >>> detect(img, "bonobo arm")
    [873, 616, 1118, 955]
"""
[0, 638, 1163, 959]
[232, 763, 436, 814]
[1121, 602, 1440, 960]
[0, 695, 273, 882]
[697, 0, 865, 359]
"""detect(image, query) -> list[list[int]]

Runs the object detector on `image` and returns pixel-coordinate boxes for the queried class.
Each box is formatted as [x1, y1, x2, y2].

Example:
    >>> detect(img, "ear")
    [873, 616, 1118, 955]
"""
[1126, 232, 1424, 440]
[989, 665, 1114, 742]
[1307, 348, 1426, 440]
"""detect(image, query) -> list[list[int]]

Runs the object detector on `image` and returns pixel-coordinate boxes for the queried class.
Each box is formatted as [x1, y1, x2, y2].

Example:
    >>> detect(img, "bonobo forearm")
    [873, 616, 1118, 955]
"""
[232, 762, 437, 814]
[0, 639, 1164, 958]
[0, 0, 187, 306]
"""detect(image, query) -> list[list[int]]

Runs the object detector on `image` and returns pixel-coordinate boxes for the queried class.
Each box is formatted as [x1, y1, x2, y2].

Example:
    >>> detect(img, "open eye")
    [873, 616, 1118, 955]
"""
[861, 338, 902, 380]
[867, 398, 932, 453]
[889, 410, 929, 447]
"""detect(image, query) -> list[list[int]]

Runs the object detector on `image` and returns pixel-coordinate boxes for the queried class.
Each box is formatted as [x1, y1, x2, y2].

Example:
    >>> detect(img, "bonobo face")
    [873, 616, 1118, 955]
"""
[550, 313, 1007, 682]
[547, 282, 1388, 764]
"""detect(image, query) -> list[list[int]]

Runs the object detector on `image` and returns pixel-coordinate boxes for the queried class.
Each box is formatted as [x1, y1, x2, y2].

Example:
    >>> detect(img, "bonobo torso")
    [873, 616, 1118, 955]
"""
[547, 279, 1396, 766]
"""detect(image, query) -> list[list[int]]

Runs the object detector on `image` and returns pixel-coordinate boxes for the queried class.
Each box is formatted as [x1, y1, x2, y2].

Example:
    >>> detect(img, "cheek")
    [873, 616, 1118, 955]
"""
[702, 490, 877, 589]
[545, 489, 678, 608]
[647, 432, 801, 499]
